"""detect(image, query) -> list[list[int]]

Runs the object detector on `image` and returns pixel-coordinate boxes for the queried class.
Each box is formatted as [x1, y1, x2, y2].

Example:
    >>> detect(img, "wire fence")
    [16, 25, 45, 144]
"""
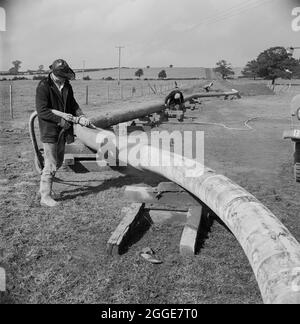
[267, 81, 300, 94]
[0, 79, 201, 122]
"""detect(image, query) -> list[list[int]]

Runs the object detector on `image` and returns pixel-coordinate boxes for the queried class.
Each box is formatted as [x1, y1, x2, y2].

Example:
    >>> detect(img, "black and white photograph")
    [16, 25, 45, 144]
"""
[1, 0, 300, 308]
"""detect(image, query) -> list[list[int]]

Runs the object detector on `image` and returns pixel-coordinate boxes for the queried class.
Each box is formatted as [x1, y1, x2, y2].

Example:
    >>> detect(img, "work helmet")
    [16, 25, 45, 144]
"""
[49, 59, 75, 80]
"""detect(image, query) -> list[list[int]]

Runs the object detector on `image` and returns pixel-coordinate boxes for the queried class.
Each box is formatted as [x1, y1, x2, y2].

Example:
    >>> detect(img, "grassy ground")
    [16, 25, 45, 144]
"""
[0, 80, 299, 304]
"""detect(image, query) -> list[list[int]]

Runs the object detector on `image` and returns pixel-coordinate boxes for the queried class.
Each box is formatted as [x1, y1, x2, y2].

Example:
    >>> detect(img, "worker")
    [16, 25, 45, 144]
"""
[204, 82, 214, 92]
[36, 59, 91, 207]
[165, 87, 185, 110]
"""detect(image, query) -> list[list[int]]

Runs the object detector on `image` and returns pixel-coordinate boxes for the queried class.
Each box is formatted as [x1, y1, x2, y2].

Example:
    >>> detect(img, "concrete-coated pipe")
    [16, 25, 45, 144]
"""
[75, 125, 300, 304]
[88, 90, 240, 130]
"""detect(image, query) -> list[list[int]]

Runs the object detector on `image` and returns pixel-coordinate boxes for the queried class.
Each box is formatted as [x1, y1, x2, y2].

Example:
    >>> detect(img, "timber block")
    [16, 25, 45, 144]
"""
[149, 210, 187, 226]
[61, 160, 112, 173]
[156, 182, 185, 193]
[180, 206, 203, 256]
[61, 140, 116, 173]
[124, 183, 200, 210]
[64, 154, 75, 166]
[65, 142, 96, 155]
[124, 186, 154, 202]
[107, 203, 145, 256]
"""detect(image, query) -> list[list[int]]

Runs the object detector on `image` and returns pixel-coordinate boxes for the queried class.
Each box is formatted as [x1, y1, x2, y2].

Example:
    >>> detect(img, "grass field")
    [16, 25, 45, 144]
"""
[0, 79, 299, 304]
[0, 79, 201, 122]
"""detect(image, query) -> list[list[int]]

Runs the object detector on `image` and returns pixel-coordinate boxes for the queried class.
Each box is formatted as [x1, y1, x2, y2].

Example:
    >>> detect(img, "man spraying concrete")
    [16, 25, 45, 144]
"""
[164, 86, 185, 122]
[203, 82, 214, 93]
[36, 59, 91, 207]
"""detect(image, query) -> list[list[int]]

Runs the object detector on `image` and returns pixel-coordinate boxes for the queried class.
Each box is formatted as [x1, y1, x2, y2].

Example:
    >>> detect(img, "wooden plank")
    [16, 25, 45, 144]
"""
[156, 182, 185, 193]
[124, 184, 200, 208]
[63, 154, 75, 166]
[65, 142, 97, 155]
[180, 206, 203, 256]
[124, 186, 155, 202]
[60, 160, 112, 173]
[107, 203, 145, 256]
[149, 210, 187, 225]
[65, 154, 98, 159]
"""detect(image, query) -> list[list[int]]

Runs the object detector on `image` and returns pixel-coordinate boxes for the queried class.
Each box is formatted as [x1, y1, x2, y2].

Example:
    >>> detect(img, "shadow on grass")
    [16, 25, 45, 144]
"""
[57, 168, 166, 202]
[118, 211, 153, 256]
[195, 204, 233, 255]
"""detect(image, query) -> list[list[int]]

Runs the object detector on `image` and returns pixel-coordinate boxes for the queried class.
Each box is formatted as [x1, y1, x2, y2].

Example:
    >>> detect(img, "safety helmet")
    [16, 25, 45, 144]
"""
[49, 59, 75, 80]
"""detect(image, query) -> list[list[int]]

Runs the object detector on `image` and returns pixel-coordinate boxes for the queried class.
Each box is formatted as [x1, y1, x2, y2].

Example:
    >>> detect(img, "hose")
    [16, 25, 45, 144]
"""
[29, 111, 66, 174]
[29, 111, 44, 174]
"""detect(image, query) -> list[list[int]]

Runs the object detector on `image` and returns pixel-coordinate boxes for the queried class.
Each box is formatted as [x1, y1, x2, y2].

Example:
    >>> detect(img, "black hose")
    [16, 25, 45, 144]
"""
[29, 112, 44, 174]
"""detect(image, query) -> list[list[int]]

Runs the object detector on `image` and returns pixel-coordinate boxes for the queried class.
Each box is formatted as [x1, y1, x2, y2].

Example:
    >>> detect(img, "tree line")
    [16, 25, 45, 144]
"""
[215, 46, 300, 81]
[135, 68, 167, 79]
[6, 46, 300, 82]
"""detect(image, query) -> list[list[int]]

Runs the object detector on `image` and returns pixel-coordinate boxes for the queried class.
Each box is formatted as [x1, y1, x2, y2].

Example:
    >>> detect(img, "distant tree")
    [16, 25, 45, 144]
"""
[241, 60, 260, 80]
[253, 46, 300, 82]
[135, 68, 144, 79]
[38, 65, 44, 72]
[9, 60, 22, 75]
[158, 70, 167, 79]
[146, 66, 150, 69]
[214, 60, 235, 79]
[169, 64, 173, 68]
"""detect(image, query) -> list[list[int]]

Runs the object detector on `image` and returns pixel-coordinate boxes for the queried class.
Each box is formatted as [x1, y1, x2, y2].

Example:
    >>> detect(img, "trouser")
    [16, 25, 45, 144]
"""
[41, 138, 66, 182]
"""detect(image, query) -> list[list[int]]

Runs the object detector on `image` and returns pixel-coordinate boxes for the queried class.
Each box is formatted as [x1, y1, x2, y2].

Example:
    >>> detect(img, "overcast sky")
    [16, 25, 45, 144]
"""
[0, 0, 299, 71]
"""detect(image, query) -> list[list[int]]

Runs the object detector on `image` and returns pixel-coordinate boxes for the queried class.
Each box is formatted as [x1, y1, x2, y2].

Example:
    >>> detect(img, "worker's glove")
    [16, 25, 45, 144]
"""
[78, 116, 91, 127]
[59, 118, 72, 130]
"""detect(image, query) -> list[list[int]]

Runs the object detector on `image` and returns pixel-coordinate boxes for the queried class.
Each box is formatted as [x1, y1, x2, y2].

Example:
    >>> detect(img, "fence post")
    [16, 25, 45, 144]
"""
[86, 85, 89, 105]
[9, 84, 13, 119]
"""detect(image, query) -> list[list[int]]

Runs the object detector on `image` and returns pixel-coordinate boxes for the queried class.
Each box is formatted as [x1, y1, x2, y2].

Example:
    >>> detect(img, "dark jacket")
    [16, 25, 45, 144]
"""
[36, 74, 84, 143]
[165, 90, 184, 106]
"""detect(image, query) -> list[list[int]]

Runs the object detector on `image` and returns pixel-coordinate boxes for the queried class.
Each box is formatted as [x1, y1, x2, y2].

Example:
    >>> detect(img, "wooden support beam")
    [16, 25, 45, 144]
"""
[60, 160, 111, 173]
[65, 142, 97, 155]
[124, 184, 200, 209]
[180, 206, 203, 256]
[124, 186, 154, 202]
[107, 203, 145, 256]
[157, 182, 185, 193]
[149, 210, 187, 226]
[63, 154, 75, 166]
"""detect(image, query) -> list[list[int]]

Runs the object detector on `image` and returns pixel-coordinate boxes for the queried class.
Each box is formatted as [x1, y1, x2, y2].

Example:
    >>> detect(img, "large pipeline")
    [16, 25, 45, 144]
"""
[89, 90, 240, 129]
[75, 125, 300, 304]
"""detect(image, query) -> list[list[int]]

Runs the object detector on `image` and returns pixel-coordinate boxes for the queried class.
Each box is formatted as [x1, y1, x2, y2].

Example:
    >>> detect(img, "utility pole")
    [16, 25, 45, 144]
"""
[82, 60, 86, 79]
[116, 46, 124, 85]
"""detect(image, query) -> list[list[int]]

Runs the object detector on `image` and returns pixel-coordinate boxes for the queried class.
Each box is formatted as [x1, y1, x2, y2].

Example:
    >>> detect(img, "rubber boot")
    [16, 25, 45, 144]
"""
[40, 178, 59, 207]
